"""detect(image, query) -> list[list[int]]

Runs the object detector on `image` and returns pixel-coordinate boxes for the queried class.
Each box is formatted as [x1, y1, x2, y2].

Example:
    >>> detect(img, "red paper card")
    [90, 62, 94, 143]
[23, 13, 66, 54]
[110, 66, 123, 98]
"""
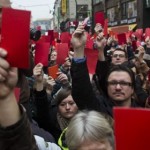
[1, 8, 31, 68]
[54, 32, 59, 39]
[145, 28, 150, 38]
[117, 33, 127, 45]
[136, 29, 143, 39]
[60, 32, 71, 44]
[14, 88, 20, 102]
[104, 19, 108, 36]
[114, 107, 150, 150]
[85, 48, 98, 74]
[47, 65, 58, 79]
[56, 43, 69, 65]
[37, 35, 51, 43]
[48, 30, 54, 43]
[86, 39, 94, 50]
[34, 43, 50, 66]
[94, 11, 105, 27]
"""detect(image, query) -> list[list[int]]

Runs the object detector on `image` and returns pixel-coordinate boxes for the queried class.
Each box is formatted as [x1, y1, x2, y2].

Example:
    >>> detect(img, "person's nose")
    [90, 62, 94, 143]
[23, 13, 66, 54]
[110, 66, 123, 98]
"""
[115, 83, 122, 90]
[116, 55, 120, 59]
[66, 103, 70, 110]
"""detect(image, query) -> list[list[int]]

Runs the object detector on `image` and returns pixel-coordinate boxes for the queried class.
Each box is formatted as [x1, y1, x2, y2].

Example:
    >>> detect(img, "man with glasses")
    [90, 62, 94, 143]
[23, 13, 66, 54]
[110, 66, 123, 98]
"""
[94, 27, 148, 107]
[111, 49, 128, 65]
[70, 24, 142, 117]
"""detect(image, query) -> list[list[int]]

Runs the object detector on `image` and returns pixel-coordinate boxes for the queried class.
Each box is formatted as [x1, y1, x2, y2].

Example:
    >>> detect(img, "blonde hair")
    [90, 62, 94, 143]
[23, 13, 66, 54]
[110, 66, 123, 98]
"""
[66, 110, 114, 150]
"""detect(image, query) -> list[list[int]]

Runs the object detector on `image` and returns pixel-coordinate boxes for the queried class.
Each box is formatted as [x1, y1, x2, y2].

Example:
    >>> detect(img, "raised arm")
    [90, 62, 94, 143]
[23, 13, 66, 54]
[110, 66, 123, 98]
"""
[71, 24, 100, 111]
[0, 48, 37, 150]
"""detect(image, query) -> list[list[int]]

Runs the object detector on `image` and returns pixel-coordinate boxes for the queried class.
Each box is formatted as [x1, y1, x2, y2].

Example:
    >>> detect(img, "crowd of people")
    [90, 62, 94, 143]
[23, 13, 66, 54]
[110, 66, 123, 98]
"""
[1, 0, 150, 150]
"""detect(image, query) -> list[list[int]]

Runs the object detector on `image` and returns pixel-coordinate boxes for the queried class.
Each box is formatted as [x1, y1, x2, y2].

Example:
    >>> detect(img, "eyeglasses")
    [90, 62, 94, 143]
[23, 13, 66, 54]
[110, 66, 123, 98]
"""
[112, 54, 125, 58]
[107, 81, 132, 87]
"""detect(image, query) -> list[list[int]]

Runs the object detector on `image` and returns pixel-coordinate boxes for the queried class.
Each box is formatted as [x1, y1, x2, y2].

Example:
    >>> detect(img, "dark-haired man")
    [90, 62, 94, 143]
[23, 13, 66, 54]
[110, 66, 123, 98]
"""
[70, 24, 143, 117]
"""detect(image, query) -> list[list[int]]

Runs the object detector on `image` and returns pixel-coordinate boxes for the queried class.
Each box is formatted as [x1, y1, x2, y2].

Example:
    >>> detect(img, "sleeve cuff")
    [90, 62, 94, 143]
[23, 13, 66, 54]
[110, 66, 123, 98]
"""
[72, 57, 86, 63]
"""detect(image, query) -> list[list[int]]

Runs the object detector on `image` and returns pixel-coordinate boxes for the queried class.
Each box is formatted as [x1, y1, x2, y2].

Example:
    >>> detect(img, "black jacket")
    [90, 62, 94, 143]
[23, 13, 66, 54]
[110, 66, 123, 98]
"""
[34, 90, 62, 143]
[71, 59, 141, 117]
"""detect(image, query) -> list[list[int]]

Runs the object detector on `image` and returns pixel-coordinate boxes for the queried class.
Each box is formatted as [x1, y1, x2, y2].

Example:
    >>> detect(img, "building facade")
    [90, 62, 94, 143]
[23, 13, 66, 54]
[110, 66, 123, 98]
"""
[53, 0, 92, 33]
[92, 0, 150, 33]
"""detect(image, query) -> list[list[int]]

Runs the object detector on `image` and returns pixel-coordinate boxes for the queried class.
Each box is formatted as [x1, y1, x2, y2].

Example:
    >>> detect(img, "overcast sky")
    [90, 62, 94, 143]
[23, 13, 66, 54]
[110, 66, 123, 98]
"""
[11, 0, 55, 20]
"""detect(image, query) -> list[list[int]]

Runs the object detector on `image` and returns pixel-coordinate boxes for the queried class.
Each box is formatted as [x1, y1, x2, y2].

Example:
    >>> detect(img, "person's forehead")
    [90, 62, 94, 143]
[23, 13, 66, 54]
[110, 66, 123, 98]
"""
[113, 50, 125, 55]
[0, 0, 11, 7]
[108, 71, 131, 81]
[60, 95, 74, 103]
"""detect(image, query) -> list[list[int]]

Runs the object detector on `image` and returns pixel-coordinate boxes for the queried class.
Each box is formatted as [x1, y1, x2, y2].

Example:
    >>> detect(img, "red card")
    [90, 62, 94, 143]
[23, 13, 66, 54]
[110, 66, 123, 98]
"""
[48, 30, 54, 43]
[1, 8, 31, 68]
[86, 39, 94, 50]
[37, 35, 51, 43]
[126, 31, 132, 40]
[54, 32, 59, 39]
[56, 43, 69, 65]
[34, 43, 50, 66]
[94, 11, 105, 27]
[117, 33, 127, 45]
[114, 107, 150, 150]
[60, 32, 71, 44]
[14, 88, 20, 102]
[136, 29, 143, 39]
[104, 19, 108, 36]
[145, 28, 150, 38]
[85, 48, 98, 74]
[47, 65, 58, 79]
[44, 35, 51, 43]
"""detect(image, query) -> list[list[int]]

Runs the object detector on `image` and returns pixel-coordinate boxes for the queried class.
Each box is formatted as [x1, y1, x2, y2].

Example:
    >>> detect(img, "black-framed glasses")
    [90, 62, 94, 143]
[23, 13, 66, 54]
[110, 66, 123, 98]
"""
[112, 54, 125, 58]
[107, 81, 132, 87]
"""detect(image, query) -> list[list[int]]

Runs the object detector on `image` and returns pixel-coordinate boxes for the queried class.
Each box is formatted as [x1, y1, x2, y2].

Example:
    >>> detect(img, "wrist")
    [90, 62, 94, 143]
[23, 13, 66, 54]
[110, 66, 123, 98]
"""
[74, 47, 85, 59]
[35, 82, 44, 91]
[0, 92, 21, 127]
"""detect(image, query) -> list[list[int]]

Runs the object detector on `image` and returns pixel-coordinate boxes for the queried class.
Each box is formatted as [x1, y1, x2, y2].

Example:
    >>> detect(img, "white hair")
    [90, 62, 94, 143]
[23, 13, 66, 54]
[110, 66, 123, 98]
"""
[66, 110, 114, 150]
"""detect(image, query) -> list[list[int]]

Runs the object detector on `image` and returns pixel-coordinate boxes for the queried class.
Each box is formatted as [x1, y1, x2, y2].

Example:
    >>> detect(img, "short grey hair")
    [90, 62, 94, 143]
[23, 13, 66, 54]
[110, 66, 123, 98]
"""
[65, 110, 114, 150]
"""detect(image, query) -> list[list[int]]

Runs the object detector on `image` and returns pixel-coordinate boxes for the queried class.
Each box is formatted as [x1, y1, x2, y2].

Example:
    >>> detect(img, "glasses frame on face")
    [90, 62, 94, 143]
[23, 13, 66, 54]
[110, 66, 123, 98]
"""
[112, 54, 126, 58]
[107, 80, 132, 88]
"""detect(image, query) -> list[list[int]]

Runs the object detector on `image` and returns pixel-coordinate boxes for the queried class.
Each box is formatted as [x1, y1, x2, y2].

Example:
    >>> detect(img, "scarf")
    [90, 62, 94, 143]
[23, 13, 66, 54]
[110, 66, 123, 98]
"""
[57, 113, 70, 131]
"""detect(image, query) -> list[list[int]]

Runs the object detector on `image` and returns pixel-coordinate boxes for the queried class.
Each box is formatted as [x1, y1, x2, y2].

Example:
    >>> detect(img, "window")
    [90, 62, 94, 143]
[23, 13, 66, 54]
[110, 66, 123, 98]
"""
[121, 3, 127, 19]
[107, 7, 118, 22]
[77, 5, 88, 13]
[93, 0, 101, 5]
[127, 0, 137, 18]
[77, 5, 88, 21]
[146, 0, 150, 8]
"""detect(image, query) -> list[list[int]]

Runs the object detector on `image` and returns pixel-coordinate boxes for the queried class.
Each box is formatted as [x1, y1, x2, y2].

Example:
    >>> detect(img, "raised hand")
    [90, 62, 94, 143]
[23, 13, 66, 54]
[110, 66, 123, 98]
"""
[71, 24, 87, 50]
[95, 32, 106, 50]
[56, 72, 69, 85]
[94, 23, 103, 34]
[33, 63, 44, 83]
[0, 48, 18, 99]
